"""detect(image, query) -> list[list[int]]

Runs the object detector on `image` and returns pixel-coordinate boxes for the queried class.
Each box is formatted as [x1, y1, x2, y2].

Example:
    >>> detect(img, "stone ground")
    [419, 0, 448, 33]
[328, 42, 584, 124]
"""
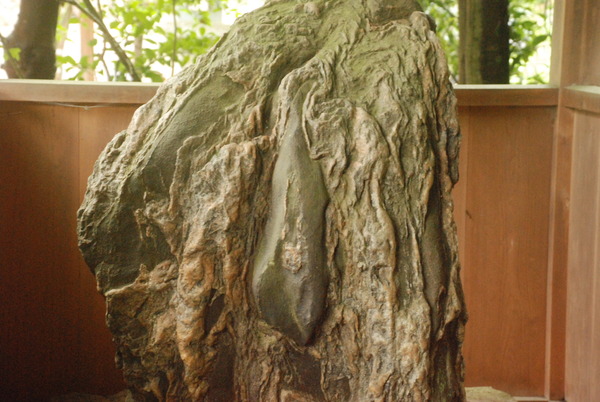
[466, 386, 517, 402]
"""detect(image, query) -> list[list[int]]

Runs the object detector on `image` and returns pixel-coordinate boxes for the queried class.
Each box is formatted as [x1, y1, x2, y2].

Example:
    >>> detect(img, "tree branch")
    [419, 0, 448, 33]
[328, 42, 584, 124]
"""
[435, 2, 456, 19]
[63, 0, 142, 81]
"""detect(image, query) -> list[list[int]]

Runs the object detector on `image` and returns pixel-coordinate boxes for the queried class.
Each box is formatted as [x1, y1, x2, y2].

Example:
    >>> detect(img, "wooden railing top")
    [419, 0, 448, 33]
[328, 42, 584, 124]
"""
[456, 84, 558, 106]
[562, 85, 600, 114]
[0, 79, 158, 105]
[0, 79, 559, 107]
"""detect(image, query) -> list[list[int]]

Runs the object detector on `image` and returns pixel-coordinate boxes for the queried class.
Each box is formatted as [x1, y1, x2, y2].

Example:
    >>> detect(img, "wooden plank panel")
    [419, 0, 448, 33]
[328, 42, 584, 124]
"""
[0, 102, 81, 399]
[565, 112, 600, 402]
[462, 106, 555, 396]
[0, 102, 125, 400]
[453, 106, 470, 266]
[553, 0, 600, 399]
[544, 106, 572, 400]
[0, 89, 561, 398]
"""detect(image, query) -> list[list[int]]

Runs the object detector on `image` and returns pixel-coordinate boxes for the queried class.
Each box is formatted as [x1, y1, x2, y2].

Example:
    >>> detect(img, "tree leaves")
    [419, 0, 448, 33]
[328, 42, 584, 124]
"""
[421, 0, 552, 84]
[2, 0, 551, 83]
[57, 0, 222, 81]
[509, 0, 553, 83]
[420, 0, 459, 82]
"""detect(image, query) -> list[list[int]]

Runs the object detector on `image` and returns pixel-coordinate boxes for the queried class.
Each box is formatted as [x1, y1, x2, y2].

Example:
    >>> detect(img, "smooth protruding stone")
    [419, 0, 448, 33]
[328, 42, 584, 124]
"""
[252, 87, 329, 345]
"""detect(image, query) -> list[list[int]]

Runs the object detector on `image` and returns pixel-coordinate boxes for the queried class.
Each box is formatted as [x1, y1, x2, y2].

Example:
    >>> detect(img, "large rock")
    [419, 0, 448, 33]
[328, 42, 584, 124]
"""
[78, 0, 465, 400]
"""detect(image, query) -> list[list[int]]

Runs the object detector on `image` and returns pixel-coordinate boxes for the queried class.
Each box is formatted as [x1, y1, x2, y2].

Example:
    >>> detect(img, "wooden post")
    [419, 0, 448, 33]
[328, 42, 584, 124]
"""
[548, 0, 600, 400]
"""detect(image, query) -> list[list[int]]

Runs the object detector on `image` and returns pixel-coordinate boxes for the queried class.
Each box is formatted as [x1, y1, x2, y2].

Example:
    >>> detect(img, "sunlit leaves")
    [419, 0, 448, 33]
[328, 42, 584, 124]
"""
[509, 0, 553, 83]
[54, 0, 552, 83]
[421, 0, 552, 84]
[58, 0, 223, 81]
[420, 0, 459, 82]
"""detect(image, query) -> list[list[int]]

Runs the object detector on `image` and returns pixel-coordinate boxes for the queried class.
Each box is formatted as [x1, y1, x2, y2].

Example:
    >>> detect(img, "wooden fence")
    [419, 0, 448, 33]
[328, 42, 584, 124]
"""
[455, 90, 557, 398]
[4, 0, 600, 399]
[560, 87, 600, 402]
[1, 81, 574, 401]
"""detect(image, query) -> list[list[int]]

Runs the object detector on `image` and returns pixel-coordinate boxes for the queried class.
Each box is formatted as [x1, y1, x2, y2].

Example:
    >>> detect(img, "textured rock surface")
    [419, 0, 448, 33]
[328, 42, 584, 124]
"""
[78, 0, 466, 400]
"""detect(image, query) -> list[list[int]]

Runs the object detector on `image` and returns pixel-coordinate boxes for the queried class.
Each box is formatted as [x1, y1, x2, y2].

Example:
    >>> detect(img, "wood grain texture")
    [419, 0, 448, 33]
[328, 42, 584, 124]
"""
[562, 86, 600, 115]
[0, 102, 81, 400]
[565, 111, 600, 402]
[0, 80, 158, 104]
[455, 86, 558, 107]
[0, 80, 561, 108]
[577, 3, 600, 86]
[0, 88, 561, 398]
[552, 1, 600, 399]
[557, 0, 600, 87]
[0, 102, 126, 400]
[452, 106, 470, 267]
[549, 0, 565, 86]
[544, 106, 572, 400]
[460, 106, 555, 396]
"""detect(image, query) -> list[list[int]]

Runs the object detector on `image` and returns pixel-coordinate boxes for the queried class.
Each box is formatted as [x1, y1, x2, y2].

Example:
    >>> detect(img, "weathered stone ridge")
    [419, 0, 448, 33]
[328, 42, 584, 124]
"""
[78, 0, 465, 400]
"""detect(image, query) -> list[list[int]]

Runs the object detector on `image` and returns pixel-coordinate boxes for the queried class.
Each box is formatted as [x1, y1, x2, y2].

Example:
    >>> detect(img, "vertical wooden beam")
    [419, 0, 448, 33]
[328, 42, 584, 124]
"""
[544, 0, 574, 399]
[544, 2, 570, 399]
[452, 106, 470, 267]
[564, 112, 600, 402]
[581, 3, 600, 86]
[548, 0, 565, 86]
[544, 103, 572, 400]
[553, 0, 600, 87]
[548, 0, 600, 399]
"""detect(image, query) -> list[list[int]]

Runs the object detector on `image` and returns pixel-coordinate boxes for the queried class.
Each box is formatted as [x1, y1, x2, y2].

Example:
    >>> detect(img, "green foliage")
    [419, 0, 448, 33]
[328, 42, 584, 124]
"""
[58, 0, 222, 81]
[8, 47, 22, 61]
[421, 0, 552, 84]
[509, 0, 553, 84]
[420, 0, 459, 82]
[2, 0, 553, 83]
